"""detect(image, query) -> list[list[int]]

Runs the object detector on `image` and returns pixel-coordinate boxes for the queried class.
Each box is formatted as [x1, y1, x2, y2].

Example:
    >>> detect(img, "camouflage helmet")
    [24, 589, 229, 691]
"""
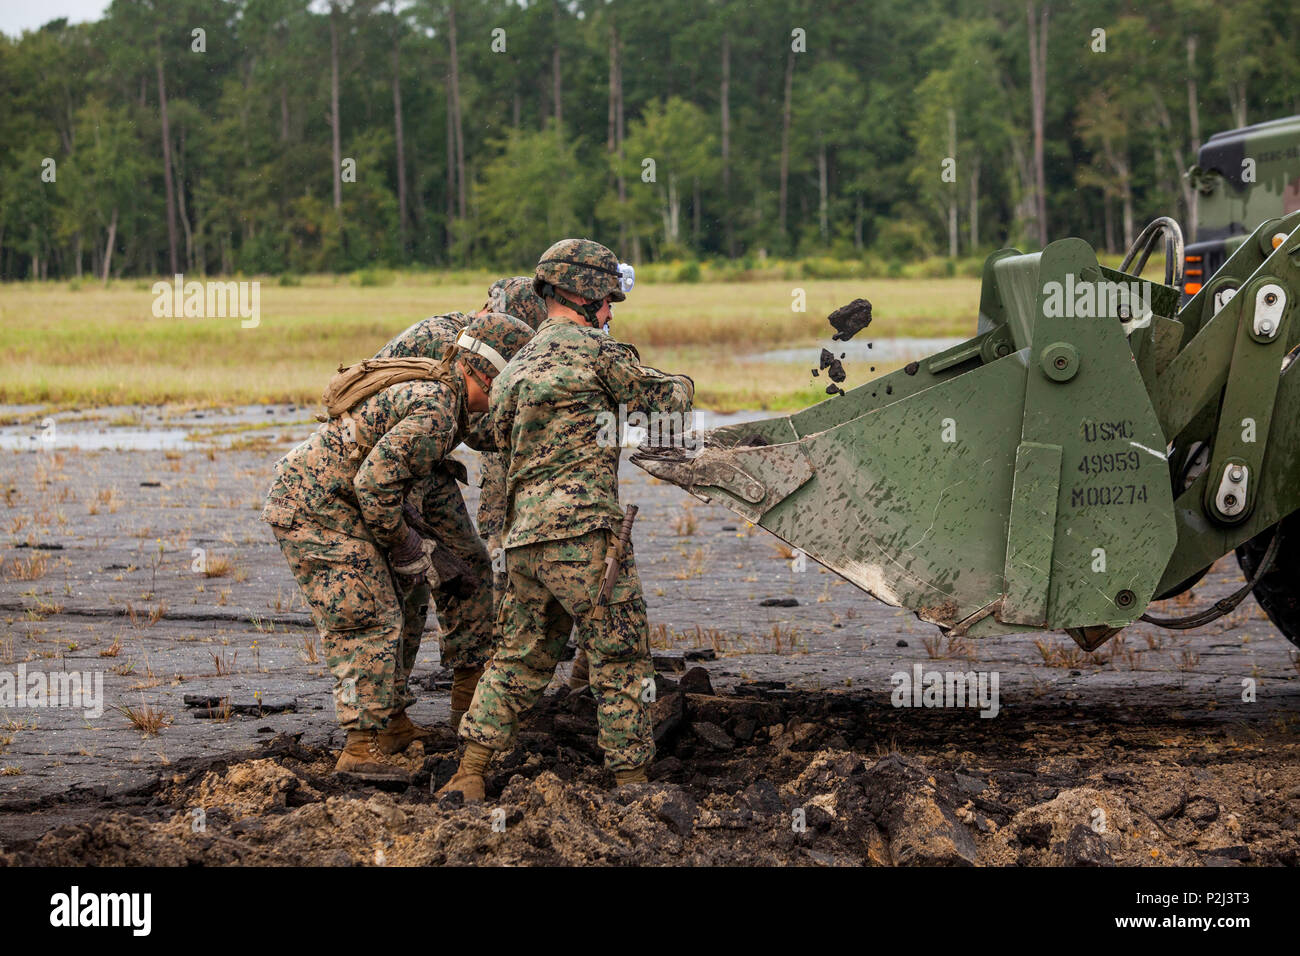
[533, 238, 628, 305]
[456, 311, 534, 380]
[487, 276, 547, 330]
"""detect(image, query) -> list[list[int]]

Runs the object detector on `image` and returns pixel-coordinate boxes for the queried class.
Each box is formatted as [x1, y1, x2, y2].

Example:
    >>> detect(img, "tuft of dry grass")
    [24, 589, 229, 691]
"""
[649, 621, 673, 649]
[226, 435, 277, 452]
[693, 625, 730, 653]
[87, 487, 121, 516]
[6, 553, 49, 581]
[1086, 633, 1146, 670]
[766, 623, 802, 655]
[769, 541, 796, 560]
[670, 547, 708, 580]
[147, 601, 167, 626]
[209, 649, 238, 676]
[649, 621, 804, 657]
[99, 637, 124, 658]
[113, 697, 171, 737]
[30, 599, 63, 619]
[128, 654, 162, 689]
[202, 554, 233, 578]
[921, 632, 976, 661]
[1034, 638, 1088, 669]
[299, 633, 320, 665]
[670, 506, 698, 537]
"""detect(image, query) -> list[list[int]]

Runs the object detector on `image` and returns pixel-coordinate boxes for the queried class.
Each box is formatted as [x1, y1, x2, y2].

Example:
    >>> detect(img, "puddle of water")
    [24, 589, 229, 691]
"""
[0, 428, 193, 451]
[0, 427, 320, 452]
[748, 337, 965, 365]
[0, 405, 770, 452]
[0, 404, 317, 452]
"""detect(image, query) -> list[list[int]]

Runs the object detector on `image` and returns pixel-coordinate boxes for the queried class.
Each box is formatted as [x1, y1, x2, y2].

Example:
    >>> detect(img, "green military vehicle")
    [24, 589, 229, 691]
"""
[1185, 115, 1300, 299]
[635, 120, 1300, 652]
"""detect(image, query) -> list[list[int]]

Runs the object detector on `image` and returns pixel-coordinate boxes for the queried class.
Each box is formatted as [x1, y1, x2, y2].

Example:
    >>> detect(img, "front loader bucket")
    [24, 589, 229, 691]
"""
[634, 239, 1181, 637]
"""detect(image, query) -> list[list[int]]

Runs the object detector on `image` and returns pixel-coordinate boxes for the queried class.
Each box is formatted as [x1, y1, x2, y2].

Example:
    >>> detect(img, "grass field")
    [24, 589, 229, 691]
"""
[0, 273, 982, 411]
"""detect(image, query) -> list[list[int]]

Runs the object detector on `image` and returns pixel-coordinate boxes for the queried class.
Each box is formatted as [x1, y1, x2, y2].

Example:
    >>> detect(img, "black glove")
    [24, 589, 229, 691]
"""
[389, 525, 430, 596]
[399, 500, 476, 600]
[430, 546, 476, 600]
[402, 499, 425, 533]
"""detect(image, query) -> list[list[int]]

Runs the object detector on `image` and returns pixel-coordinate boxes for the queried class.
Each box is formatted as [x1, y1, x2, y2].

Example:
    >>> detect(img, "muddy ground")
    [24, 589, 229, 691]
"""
[0, 407, 1297, 866]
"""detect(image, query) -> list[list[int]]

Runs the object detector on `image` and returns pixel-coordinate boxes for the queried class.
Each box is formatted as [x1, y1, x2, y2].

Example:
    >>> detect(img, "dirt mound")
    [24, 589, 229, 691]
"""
[3, 683, 1298, 866]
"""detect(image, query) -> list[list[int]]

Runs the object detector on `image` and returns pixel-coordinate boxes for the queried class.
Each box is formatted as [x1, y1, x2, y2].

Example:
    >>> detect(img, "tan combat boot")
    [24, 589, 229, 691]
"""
[377, 710, 435, 755]
[436, 741, 494, 803]
[448, 666, 483, 732]
[567, 647, 590, 693]
[613, 764, 649, 787]
[335, 729, 411, 782]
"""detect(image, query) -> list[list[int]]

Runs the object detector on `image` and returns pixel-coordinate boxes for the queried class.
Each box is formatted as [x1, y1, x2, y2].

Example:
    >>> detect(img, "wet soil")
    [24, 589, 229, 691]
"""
[3, 682, 1297, 866]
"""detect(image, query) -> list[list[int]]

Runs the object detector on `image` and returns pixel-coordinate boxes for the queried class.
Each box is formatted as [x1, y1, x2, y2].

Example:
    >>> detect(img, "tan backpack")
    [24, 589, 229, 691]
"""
[321, 356, 463, 419]
[318, 354, 461, 460]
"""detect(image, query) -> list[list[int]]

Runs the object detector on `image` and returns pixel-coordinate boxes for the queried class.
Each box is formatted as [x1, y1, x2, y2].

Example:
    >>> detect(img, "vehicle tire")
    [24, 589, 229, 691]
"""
[1235, 513, 1300, 649]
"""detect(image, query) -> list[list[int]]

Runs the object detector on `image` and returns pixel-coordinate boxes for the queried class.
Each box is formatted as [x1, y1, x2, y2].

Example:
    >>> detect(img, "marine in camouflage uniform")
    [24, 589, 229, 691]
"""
[373, 312, 490, 679]
[444, 239, 693, 798]
[264, 312, 533, 778]
[372, 277, 544, 730]
[477, 276, 548, 615]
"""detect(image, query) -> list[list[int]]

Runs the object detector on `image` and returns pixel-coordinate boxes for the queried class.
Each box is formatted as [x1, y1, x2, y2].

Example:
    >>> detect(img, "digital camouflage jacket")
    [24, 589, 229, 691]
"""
[266, 368, 468, 549]
[490, 316, 692, 548]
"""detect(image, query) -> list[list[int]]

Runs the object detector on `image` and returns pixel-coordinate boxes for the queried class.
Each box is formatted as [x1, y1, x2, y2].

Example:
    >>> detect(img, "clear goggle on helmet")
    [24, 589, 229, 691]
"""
[606, 264, 635, 327]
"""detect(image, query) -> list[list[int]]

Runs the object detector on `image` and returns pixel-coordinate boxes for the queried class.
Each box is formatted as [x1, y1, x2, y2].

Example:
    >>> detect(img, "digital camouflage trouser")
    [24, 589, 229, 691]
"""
[412, 465, 496, 669]
[268, 513, 414, 731]
[459, 527, 654, 772]
[475, 450, 510, 621]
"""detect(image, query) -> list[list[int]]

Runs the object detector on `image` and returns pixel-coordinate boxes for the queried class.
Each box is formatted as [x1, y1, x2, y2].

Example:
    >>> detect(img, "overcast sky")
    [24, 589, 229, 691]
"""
[0, 0, 110, 38]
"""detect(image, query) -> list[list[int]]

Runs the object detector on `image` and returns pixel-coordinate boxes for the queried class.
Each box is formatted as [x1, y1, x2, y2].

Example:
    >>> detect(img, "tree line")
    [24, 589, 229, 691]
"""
[2, 0, 1296, 281]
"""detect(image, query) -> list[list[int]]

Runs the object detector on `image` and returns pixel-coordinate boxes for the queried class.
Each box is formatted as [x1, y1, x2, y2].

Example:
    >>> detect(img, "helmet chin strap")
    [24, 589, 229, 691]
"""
[550, 286, 605, 329]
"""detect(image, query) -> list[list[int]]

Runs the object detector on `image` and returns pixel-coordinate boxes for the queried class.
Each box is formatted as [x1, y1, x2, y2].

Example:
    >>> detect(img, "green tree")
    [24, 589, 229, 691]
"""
[909, 20, 1012, 256]
[60, 97, 147, 280]
[615, 97, 719, 258]
[471, 124, 587, 267]
[1, 0, 1297, 277]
